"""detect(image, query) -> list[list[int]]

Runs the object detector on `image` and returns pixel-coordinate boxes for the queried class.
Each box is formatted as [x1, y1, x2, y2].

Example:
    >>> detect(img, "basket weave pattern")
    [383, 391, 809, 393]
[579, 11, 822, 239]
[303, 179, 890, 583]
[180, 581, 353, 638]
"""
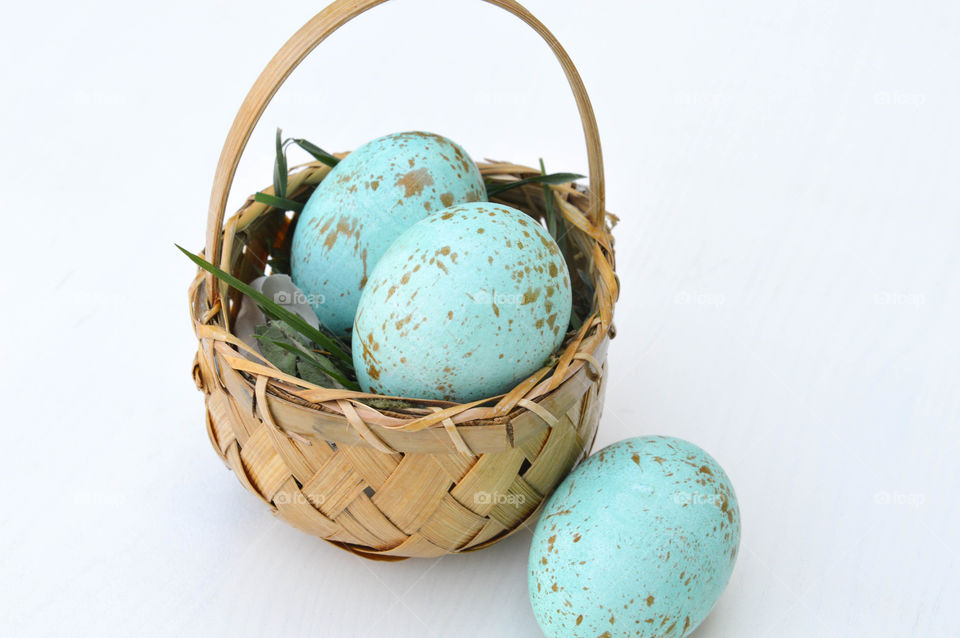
[188, 0, 617, 560]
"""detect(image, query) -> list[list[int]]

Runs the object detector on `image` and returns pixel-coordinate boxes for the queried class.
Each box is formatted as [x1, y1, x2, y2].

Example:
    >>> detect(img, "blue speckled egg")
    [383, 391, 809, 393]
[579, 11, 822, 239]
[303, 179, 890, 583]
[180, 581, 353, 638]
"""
[528, 436, 740, 638]
[291, 131, 486, 335]
[352, 202, 572, 402]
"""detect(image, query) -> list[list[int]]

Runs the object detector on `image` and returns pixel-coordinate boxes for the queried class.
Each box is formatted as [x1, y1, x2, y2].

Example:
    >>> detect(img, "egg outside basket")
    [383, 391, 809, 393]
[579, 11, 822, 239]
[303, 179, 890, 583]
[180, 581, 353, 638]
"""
[188, 0, 618, 560]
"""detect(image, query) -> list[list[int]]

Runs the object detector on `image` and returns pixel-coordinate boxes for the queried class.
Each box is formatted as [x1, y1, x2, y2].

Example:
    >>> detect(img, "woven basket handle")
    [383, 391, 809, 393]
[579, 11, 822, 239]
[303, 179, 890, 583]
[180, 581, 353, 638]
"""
[205, 0, 605, 285]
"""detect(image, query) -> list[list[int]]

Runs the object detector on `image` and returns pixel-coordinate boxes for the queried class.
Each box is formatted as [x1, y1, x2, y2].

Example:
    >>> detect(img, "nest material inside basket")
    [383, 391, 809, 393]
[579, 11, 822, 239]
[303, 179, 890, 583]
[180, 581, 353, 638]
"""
[197, 160, 614, 414]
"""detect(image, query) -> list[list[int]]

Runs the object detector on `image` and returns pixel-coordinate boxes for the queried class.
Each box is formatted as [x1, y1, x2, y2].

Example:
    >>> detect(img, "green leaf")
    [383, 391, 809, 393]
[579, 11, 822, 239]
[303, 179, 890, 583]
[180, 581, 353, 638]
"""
[264, 320, 349, 384]
[175, 244, 353, 366]
[291, 138, 340, 167]
[254, 303, 352, 369]
[274, 128, 288, 199]
[297, 358, 336, 387]
[251, 320, 360, 389]
[485, 172, 585, 198]
[253, 323, 299, 375]
[266, 339, 360, 390]
[253, 191, 303, 212]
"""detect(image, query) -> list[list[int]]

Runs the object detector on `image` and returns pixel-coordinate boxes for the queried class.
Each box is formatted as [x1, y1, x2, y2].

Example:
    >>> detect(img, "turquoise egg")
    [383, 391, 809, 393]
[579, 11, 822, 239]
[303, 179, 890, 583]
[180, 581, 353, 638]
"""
[528, 436, 740, 638]
[291, 131, 486, 335]
[352, 202, 572, 402]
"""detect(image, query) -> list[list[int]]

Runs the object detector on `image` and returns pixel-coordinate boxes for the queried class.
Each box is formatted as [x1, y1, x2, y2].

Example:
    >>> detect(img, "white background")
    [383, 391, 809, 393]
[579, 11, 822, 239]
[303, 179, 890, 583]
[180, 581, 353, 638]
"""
[1, 0, 958, 636]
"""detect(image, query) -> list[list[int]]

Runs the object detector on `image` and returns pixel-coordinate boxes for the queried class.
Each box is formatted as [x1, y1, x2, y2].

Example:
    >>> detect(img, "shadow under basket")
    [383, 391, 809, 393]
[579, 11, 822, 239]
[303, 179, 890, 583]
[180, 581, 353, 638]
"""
[188, 0, 618, 560]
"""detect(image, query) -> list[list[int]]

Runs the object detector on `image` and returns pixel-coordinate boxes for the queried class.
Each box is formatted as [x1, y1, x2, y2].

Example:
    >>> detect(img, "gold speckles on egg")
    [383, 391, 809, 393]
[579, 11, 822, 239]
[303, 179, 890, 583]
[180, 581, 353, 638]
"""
[353, 202, 571, 401]
[529, 437, 740, 638]
[291, 131, 485, 334]
[395, 167, 434, 197]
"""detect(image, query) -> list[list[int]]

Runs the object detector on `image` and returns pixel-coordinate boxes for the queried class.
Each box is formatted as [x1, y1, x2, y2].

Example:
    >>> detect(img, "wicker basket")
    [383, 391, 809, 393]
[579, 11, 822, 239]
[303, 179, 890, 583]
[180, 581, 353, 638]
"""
[188, 0, 617, 560]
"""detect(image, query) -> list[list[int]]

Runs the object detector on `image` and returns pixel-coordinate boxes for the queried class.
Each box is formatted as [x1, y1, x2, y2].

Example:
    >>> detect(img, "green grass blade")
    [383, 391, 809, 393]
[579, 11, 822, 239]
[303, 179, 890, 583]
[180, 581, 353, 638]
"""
[175, 244, 353, 366]
[274, 128, 288, 199]
[253, 192, 303, 212]
[291, 138, 340, 167]
[537, 160, 581, 331]
[539, 159, 559, 241]
[485, 172, 584, 198]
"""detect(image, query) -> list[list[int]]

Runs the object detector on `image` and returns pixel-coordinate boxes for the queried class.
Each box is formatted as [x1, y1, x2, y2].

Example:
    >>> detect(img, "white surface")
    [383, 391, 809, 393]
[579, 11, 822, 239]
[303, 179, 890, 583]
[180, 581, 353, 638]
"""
[1, 1, 958, 636]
